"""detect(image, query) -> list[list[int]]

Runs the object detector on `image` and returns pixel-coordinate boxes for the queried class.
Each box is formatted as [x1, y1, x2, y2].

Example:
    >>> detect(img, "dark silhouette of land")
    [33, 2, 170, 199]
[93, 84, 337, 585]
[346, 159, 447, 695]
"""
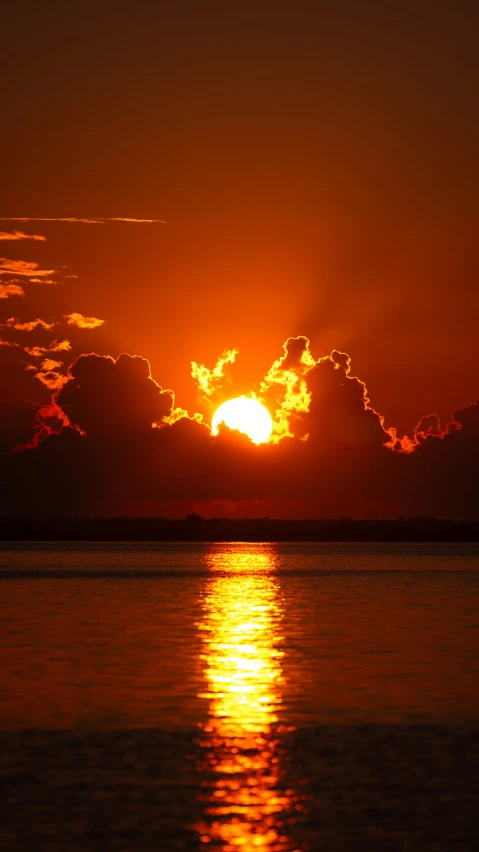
[0, 515, 478, 541]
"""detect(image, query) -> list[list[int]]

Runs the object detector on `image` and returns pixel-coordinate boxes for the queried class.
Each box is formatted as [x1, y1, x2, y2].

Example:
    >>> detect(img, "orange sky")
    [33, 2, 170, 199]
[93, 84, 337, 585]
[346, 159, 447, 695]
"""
[1, 1, 478, 517]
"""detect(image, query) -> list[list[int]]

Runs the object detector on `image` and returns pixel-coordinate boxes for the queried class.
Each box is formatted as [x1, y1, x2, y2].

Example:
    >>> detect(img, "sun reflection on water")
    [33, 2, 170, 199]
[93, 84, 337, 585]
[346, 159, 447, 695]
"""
[195, 544, 297, 851]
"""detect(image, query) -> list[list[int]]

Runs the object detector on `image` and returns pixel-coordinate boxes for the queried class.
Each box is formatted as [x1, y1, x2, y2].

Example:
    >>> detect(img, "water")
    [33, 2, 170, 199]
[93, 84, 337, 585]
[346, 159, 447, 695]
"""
[1, 542, 478, 850]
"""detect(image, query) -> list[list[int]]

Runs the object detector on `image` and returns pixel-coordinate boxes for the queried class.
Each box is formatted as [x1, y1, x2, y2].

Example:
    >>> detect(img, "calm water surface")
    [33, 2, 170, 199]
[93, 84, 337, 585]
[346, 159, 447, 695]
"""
[1, 542, 478, 850]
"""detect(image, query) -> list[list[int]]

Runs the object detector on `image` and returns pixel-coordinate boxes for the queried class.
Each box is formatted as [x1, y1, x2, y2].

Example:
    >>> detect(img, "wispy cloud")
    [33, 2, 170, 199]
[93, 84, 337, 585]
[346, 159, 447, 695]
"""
[0, 230, 46, 241]
[0, 283, 24, 299]
[0, 338, 20, 347]
[24, 340, 71, 357]
[0, 217, 168, 224]
[28, 278, 56, 285]
[40, 358, 63, 371]
[52, 339, 72, 351]
[64, 312, 105, 329]
[1, 317, 55, 332]
[24, 346, 49, 358]
[0, 259, 56, 278]
[35, 370, 69, 390]
[106, 217, 168, 223]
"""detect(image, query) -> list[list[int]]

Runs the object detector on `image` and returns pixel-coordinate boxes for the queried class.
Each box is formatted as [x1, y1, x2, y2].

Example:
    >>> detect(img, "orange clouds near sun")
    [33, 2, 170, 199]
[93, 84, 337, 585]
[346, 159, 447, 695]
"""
[191, 348, 238, 398]
[259, 336, 318, 442]
[190, 337, 342, 446]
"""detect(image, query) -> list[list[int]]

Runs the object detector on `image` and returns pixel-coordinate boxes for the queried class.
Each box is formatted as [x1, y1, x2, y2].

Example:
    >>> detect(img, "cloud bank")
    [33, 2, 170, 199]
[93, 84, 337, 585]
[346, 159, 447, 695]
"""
[1, 337, 478, 519]
[0, 213, 475, 519]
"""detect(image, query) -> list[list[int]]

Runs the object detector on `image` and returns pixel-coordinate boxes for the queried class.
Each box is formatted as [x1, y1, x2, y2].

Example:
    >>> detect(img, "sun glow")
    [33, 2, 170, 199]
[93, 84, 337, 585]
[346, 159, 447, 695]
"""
[212, 396, 273, 444]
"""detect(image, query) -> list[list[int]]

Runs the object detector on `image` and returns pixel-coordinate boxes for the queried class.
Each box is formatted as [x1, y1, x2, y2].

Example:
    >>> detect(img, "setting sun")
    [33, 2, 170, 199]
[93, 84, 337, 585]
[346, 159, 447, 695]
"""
[212, 396, 273, 445]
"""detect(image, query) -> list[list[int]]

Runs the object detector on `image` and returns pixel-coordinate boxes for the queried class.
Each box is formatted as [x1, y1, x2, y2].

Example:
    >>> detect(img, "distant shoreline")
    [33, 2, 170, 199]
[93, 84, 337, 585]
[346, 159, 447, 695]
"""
[1, 516, 479, 542]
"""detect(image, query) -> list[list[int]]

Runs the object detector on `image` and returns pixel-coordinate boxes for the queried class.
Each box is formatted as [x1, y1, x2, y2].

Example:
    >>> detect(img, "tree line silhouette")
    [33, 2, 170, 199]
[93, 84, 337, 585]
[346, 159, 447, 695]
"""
[0, 515, 478, 541]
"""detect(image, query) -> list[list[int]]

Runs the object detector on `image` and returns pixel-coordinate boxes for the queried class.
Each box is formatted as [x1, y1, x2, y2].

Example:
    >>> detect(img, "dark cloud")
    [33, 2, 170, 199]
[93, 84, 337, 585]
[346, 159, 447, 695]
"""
[0, 397, 41, 453]
[304, 347, 393, 450]
[56, 353, 174, 438]
[1, 342, 478, 519]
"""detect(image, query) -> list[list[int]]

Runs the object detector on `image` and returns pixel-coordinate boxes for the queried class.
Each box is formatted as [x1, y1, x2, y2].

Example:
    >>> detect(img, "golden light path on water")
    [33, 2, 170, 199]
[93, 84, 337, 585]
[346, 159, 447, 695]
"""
[195, 544, 301, 851]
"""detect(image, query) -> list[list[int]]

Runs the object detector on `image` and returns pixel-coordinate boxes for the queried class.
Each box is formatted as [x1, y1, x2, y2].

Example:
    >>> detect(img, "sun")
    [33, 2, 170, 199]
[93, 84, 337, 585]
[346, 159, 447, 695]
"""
[212, 396, 273, 445]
